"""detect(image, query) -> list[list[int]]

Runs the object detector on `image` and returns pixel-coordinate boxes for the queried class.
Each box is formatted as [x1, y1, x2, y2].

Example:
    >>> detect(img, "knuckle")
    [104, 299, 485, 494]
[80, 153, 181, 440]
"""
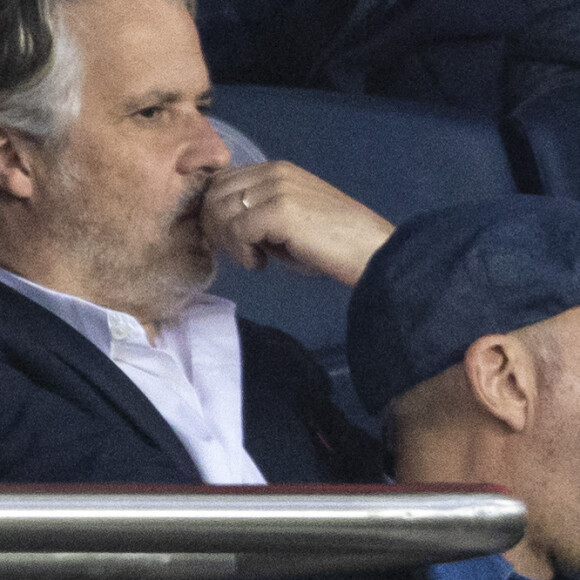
[272, 194, 293, 214]
[269, 160, 294, 180]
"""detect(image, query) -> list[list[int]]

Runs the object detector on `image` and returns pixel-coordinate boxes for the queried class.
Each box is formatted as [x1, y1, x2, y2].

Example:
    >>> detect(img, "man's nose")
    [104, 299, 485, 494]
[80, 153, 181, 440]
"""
[176, 114, 232, 175]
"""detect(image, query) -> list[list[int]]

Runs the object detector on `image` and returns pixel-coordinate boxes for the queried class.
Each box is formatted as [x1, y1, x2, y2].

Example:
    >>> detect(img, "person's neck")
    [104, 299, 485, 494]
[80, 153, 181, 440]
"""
[395, 426, 476, 483]
[141, 320, 162, 346]
[504, 538, 554, 580]
[396, 430, 554, 580]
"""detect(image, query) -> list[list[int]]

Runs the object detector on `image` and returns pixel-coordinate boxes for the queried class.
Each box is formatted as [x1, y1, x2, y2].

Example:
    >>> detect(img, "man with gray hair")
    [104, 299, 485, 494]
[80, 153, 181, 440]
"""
[0, 0, 393, 484]
[348, 196, 580, 580]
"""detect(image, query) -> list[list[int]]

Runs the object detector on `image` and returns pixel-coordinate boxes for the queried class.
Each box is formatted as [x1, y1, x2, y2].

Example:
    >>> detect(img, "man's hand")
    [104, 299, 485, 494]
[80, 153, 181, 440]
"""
[202, 161, 395, 286]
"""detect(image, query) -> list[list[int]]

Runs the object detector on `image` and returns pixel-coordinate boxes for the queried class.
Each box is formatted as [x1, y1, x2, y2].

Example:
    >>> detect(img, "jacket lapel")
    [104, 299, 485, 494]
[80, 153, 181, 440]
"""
[237, 318, 328, 484]
[0, 282, 201, 482]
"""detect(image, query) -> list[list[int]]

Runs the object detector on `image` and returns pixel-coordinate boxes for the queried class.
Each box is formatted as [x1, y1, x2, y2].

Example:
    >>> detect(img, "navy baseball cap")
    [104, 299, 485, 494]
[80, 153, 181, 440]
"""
[348, 195, 580, 414]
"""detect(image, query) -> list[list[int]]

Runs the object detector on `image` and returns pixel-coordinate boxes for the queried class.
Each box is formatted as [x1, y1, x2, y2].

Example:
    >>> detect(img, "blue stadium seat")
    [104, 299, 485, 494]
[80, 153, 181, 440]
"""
[502, 84, 580, 199]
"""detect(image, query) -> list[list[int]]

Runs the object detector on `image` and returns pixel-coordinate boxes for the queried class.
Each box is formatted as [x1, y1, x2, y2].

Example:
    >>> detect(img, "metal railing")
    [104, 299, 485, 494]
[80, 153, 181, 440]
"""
[0, 484, 526, 578]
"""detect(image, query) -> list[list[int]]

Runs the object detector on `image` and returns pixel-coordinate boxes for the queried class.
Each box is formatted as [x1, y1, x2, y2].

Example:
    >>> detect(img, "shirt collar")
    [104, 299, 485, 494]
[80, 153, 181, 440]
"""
[0, 268, 236, 357]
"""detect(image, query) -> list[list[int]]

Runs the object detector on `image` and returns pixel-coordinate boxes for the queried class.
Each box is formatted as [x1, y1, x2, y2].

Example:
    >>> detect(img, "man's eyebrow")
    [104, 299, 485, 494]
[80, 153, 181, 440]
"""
[122, 90, 179, 113]
[122, 87, 214, 112]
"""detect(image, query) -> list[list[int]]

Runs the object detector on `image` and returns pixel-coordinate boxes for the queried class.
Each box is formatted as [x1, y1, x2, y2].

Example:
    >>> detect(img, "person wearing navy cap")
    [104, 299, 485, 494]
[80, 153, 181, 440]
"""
[348, 195, 580, 580]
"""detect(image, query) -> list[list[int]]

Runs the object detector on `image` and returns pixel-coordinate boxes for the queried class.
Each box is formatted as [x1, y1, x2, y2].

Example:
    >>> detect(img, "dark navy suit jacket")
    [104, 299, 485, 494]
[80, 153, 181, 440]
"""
[0, 282, 381, 485]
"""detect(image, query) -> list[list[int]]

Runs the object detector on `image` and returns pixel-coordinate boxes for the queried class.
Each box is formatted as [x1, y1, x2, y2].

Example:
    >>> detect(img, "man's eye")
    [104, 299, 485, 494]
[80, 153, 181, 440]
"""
[138, 106, 164, 119]
[197, 103, 212, 116]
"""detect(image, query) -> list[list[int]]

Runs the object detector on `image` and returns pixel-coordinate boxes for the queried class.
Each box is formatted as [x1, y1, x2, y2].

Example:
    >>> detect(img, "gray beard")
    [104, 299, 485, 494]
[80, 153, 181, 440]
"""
[40, 150, 218, 322]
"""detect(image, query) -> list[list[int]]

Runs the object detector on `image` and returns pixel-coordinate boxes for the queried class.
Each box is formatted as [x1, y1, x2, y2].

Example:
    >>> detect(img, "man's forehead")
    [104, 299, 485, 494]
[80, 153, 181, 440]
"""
[63, 0, 197, 47]
[63, 0, 209, 103]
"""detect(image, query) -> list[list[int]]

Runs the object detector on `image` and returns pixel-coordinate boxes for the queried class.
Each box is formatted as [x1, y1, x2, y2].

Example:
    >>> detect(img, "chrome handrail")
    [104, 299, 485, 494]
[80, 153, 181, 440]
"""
[0, 486, 526, 578]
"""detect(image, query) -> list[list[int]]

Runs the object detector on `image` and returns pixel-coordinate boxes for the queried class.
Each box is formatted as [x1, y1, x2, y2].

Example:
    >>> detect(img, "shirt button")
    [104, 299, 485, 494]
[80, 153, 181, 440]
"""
[195, 423, 215, 442]
[111, 323, 131, 341]
[200, 430, 215, 443]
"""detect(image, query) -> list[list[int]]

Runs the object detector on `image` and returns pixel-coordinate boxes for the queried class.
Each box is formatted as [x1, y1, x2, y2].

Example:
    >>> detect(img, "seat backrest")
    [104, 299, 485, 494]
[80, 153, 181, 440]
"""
[501, 84, 580, 199]
[210, 84, 517, 350]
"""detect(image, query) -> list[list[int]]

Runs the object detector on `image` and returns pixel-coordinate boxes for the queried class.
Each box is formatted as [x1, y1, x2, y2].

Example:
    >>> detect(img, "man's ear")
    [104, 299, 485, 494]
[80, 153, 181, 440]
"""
[0, 129, 35, 199]
[464, 334, 537, 432]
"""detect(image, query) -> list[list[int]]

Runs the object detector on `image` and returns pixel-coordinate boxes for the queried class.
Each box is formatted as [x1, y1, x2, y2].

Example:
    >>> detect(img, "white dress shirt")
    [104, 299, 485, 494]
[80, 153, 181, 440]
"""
[0, 269, 266, 484]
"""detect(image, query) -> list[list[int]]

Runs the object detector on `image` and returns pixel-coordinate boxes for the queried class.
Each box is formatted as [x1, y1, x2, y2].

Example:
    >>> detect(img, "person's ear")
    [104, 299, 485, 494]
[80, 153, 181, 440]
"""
[0, 129, 35, 199]
[464, 334, 537, 432]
